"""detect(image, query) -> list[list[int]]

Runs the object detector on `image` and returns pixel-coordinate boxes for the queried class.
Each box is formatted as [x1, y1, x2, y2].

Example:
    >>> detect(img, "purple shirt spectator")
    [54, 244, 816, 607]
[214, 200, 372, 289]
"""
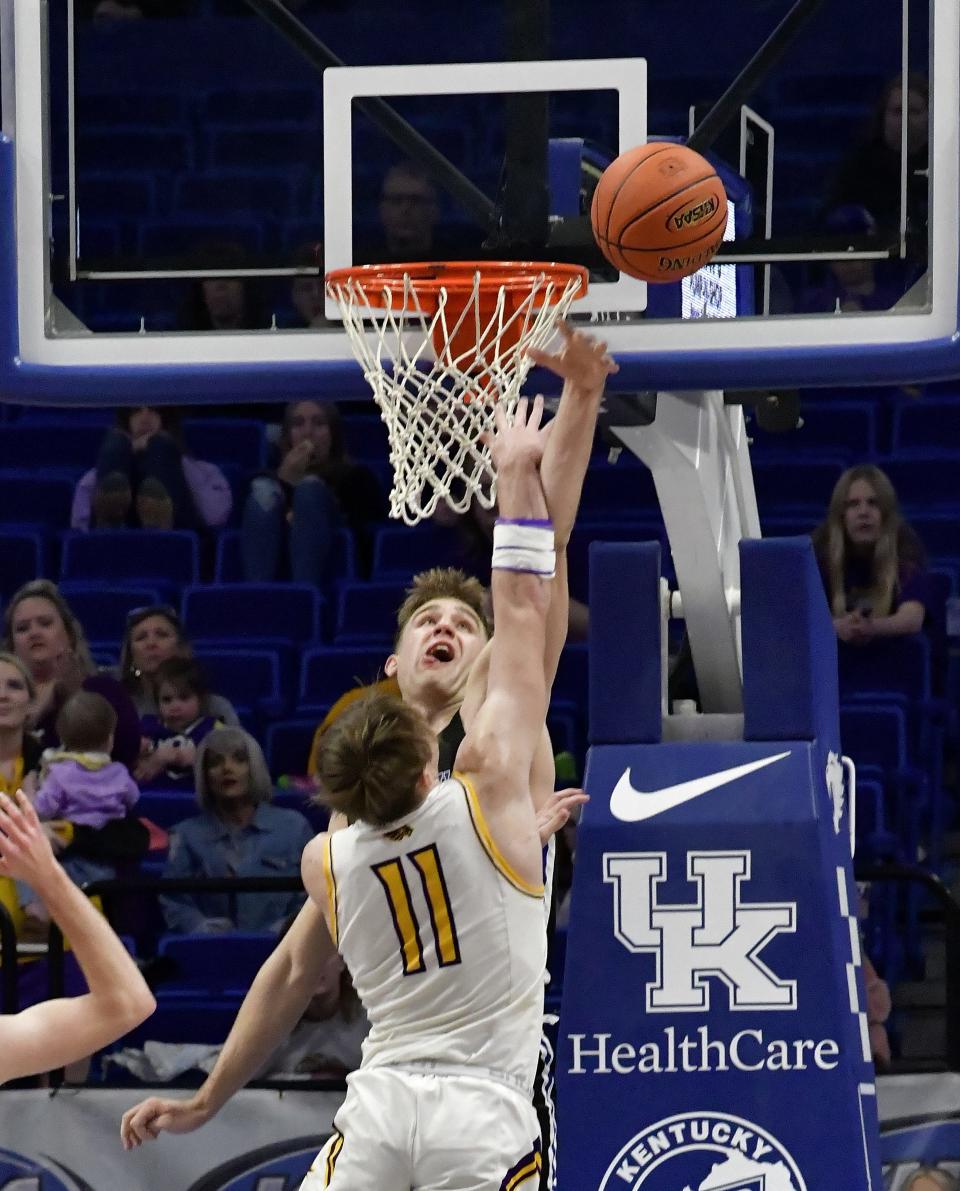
[71, 456, 232, 532]
[34, 753, 139, 829]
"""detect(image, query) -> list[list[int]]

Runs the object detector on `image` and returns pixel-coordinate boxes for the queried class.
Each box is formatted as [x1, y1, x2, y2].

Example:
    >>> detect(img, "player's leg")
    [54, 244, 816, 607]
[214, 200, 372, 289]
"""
[415, 1074, 542, 1191]
[299, 1068, 414, 1190]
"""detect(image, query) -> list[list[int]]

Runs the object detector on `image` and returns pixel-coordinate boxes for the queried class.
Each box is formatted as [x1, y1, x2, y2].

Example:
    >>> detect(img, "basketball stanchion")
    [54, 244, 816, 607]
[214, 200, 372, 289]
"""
[325, 261, 587, 525]
[556, 538, 882, 1190]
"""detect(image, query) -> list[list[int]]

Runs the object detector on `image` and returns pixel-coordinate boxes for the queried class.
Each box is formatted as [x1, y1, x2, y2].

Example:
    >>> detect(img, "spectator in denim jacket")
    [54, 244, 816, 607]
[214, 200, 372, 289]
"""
[161, 728, 312, 934]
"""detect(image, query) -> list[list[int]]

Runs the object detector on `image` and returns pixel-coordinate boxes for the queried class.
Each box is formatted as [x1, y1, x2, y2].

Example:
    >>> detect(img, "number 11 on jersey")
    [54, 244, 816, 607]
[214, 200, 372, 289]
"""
[372, 844, 462, 976]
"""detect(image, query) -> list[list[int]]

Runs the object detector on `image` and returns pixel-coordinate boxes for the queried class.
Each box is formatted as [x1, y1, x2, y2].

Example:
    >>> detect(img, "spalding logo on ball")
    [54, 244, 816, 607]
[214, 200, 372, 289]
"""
[590, 142, 728, 283]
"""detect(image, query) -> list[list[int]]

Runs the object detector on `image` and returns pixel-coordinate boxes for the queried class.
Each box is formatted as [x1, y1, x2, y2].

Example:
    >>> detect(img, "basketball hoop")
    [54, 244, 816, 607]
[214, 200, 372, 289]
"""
[326, 261, 588, 525]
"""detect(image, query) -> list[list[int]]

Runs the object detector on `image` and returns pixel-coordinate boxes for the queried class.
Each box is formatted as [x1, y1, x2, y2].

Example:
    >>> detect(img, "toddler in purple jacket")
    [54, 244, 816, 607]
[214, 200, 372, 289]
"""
[19, 691, 139, 936]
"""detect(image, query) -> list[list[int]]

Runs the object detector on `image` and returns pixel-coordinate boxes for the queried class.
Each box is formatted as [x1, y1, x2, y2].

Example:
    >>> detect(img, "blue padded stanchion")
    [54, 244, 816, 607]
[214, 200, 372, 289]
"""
[557, 537, 880, 1190]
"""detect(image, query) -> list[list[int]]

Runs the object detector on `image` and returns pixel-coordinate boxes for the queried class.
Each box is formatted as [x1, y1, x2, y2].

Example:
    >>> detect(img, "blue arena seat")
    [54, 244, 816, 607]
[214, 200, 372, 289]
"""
[76, 173, 156, 219]
[175, 172, 295, 218]
[892, 398, 960, 452]
[78, 130, 192, 174]
[58, 582, 163, 646]
[265, 719, 319, 779]
[182, 583, 323, 645]
[0, 472, 76, 531]
[192, 646, 284, 721]
[182, 418, 268, 473]
[335, 581, 408, 644]
[371, 524, 463, 580]
[299, 645, 388, 708]
[138, 217, 265, 259]
[340, 413, 390, 461]
[60, 530, 199, 587]
[751, 455, 848, 515]
[751, 399, 877, 458]
[136, 788, 198, 830]
[157, 932, 279, 998]
[882, 455, 960, 511]
[579, 461, 659, 520]
[911, 513, 960, 561]
[0, 530, 45, 603]
[201, 86, 320, 127]
[209, 128, 319, 171]
[214, 527, 356, 586]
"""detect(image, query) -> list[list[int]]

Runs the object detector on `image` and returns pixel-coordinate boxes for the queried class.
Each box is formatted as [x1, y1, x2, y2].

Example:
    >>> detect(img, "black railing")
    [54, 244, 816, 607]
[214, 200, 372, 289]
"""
[0, 902, 19, 1013]
[855, 862, 960, 1072]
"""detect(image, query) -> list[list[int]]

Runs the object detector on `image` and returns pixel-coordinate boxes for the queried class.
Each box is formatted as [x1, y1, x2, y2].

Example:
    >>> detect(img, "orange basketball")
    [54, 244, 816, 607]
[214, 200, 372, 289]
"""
[590, 142, 728, 283]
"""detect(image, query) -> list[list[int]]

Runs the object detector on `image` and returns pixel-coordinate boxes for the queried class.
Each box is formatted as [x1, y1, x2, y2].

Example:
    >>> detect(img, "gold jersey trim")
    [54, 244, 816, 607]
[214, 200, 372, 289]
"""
[455, 771, 544, 899]
[322, 835, 339, 946]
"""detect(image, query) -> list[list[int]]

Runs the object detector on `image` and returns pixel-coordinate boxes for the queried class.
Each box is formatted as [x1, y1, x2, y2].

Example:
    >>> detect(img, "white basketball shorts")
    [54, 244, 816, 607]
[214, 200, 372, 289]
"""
[300, 1065, 541, 1191]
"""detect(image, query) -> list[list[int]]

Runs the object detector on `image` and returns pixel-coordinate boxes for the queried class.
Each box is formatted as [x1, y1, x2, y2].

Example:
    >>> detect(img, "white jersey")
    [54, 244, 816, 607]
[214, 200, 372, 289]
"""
[320, 775, 547, 1093]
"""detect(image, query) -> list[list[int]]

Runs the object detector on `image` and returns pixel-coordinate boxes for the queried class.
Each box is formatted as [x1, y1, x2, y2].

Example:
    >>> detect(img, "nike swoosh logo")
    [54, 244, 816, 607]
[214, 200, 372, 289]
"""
[610, 751, 792, 822]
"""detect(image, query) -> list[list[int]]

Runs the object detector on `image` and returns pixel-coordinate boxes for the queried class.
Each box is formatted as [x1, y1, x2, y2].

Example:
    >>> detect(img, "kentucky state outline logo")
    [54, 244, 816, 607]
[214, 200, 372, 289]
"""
[598, 1112, 807, 1190]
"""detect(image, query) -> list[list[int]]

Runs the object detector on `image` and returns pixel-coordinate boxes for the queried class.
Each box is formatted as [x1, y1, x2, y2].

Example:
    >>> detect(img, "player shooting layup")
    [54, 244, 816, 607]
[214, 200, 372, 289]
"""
[0, 791, 155, 1083]
[120, 327, 616, 1187]
[304, 393, 556, 1187]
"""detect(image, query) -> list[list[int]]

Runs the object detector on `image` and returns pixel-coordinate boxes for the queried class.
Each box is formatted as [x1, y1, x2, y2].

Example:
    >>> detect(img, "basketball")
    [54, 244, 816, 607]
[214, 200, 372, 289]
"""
[590, 142, 729, 283]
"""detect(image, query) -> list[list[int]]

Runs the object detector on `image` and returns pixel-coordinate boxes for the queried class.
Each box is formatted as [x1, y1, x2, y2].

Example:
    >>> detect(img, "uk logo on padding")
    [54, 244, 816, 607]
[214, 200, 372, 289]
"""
[598, 1112, 807, 1190]
[604, 850, 796, 1012]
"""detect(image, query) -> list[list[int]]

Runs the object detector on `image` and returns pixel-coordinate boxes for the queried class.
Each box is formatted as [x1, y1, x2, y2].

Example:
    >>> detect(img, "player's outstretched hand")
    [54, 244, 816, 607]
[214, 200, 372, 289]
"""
[120, 1095, 213, 1150]
[0, 790, 58, 887]
[536, 787, 590, 845]
[484, 395, 551, 472]
[528, 321, 618, 395]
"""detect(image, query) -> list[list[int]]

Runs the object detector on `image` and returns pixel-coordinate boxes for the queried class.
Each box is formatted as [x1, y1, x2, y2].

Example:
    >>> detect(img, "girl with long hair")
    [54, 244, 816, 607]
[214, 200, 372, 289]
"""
[241, 399, 385, 584]
[811, 464, 928, 645]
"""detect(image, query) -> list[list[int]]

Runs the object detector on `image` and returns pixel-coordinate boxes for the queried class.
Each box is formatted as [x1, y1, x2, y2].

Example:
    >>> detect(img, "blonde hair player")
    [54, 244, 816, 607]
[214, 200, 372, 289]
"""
[120, 326, 616, 1187]
[0, 791, 154, 1083]
[302, 394, 555, 1188]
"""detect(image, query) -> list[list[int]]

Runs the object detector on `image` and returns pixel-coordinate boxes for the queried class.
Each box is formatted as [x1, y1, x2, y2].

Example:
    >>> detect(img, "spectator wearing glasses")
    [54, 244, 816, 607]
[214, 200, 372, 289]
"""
[160, 728, 313, 935]
[119, 606, 239, 726]
[71, 406, 232, 533]
[375, 161, 441, 262]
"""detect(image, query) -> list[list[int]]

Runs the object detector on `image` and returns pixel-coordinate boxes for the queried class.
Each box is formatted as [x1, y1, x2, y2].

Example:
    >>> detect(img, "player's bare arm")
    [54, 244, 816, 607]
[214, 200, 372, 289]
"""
[0, 791, 155, 1084]
[120, 896, 336, 1149]
[455, 397, 554, 889]
[533, 322, 618, 686]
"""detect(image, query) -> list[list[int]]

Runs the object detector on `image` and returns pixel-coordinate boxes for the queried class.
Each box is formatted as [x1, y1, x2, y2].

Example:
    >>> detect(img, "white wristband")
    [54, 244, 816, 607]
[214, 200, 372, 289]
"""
[492, 518, 556, 579]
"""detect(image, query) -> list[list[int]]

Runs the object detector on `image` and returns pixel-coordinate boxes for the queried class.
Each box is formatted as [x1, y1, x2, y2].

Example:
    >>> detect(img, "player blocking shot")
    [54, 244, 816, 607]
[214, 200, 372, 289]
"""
[298, 396, 555, 1189]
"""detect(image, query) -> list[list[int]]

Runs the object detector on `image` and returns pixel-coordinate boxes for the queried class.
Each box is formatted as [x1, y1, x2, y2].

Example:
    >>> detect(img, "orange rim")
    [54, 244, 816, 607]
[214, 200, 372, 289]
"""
[325, 260, 588, 309]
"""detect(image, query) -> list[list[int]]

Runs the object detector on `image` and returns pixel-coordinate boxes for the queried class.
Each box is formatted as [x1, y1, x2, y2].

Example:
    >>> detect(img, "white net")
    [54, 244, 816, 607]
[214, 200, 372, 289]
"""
[327, 264, 586, 525]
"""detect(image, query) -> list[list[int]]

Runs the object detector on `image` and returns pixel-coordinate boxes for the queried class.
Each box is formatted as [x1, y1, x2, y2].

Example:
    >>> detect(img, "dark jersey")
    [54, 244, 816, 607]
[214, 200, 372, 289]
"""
[437, 711, 466, 782]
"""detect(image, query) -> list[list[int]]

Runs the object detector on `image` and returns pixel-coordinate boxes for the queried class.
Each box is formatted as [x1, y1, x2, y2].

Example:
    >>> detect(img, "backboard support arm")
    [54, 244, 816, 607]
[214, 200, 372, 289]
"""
[606, 392, 760, 714]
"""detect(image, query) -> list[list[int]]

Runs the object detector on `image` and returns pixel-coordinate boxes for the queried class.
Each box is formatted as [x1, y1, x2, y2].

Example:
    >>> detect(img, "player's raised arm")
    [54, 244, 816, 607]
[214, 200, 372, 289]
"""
[532, 323, 618, 682]
[455, 397, 554, 877]
[0, 791, 155, 1084]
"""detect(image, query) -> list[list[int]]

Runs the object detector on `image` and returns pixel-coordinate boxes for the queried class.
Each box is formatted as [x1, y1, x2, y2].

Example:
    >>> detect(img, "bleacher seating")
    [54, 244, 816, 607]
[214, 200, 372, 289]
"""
[0, 530, 45, 604]
[58, 582, 163, 646]
[181, 582, 323, 645]
[60, 529, 200, 589]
